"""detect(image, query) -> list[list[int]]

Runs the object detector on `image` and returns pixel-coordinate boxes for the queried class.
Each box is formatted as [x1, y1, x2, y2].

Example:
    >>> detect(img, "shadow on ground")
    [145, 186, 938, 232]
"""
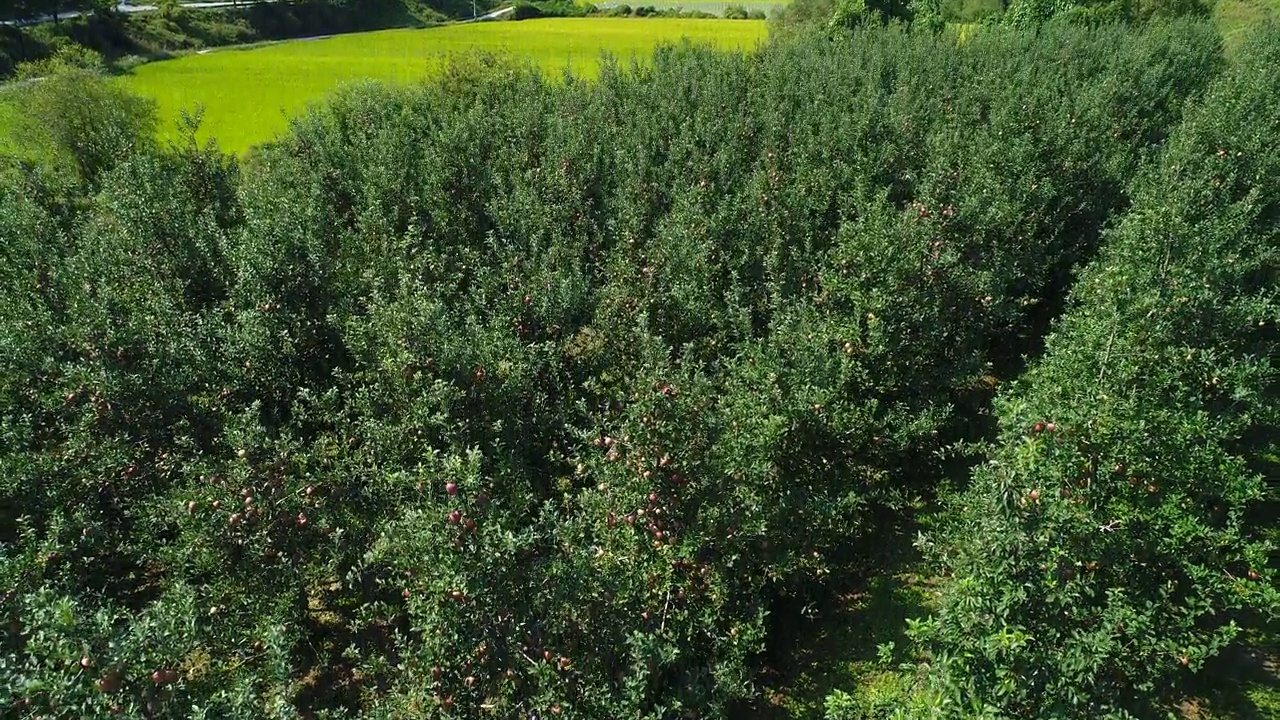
[733, 514, 937, 720]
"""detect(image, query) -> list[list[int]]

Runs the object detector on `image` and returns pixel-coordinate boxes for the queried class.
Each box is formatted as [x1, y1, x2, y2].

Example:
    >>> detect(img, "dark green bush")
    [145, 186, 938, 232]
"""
[915, 27, 1280, 719]
[10, 54, 158, 186]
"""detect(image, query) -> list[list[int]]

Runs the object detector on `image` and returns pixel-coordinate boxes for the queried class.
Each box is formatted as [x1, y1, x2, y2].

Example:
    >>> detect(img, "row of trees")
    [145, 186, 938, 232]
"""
[0, 17, 1274, 720]
[1, 0, 113, 24]
[772, 0, 1210, 34]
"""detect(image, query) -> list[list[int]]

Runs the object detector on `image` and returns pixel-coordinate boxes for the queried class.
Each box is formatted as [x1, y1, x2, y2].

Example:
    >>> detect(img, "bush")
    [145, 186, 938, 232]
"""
[10, 52, 157, 186]
[725, 4, 751, 18]
[915, 27, 1280, 719]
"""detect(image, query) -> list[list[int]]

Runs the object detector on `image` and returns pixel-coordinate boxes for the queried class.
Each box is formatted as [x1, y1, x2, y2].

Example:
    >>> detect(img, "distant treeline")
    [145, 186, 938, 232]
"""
[0, 0, 495, 78]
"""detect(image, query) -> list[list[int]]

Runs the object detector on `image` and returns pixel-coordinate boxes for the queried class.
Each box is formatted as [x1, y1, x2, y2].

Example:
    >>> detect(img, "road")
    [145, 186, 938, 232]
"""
[2, 2, 276, 27]
[4, 1, 514, 27]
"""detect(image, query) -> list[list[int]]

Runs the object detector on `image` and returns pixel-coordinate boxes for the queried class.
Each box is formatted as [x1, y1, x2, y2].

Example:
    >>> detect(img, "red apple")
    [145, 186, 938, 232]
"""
[445, 482, 458, 496]
[448, 510, 462, 525]
[463, 518, 476, 531]
[1033, 422, 1045, 433]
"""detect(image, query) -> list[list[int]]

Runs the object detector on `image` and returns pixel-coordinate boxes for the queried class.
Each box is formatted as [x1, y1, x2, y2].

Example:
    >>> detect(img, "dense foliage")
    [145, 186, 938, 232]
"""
[0, 17, 1274, 720]
[916, 28, 1280, 719]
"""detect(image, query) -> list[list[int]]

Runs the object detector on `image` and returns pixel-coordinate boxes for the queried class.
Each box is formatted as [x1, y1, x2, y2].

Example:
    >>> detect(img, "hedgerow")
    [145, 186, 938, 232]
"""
[0, 19, 1254, 719]
[915, 26, 1280, 719]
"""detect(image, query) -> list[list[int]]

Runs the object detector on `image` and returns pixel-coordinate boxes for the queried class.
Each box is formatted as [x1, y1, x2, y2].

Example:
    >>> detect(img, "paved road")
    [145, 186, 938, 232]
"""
[4, 1, 514, 27]
[2, 1, 276, 27]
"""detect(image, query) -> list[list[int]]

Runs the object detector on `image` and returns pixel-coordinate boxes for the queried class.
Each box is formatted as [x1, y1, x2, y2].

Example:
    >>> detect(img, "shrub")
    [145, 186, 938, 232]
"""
[914, 27, 1280, 719]
[10, 53, 157, 186]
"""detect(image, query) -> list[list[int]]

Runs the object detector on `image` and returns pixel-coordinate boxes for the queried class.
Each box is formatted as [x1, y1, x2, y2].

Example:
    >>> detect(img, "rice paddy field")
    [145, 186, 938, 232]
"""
[0, 18, 766, 156]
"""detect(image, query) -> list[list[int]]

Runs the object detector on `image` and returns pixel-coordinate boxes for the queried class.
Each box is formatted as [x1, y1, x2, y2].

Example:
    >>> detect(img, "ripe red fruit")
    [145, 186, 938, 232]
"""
[1179, 656, 1189, 667]
[1248, 570, 1261, 581]
[1033, 422, 1045, 433]
[403, 589, 411, 599]
[431, 666, 443, 681]
[641, 611, 650, 621]
[464, 675, 477, 688]
[151, 670, 165, 685]
[606, 513, 617, 528]
[648, 492, 658, 504]
[624, 514, 636, 526]
[1045, 422, 1057, 432]
[164, 670, 179, 684]
[558, 656, 570, 669]
[442, 695, 455, 709]
[445, 482, 458, 496]
[448, 510, 462, 525]
[304, 485, 316, 497]
[1028, 489, 1040, 502]
[80, 656, 93, 669]
[543, 650, 553, 662]
[295, 512, 308, 527]
[463, 518, 477, 531]
[229, 513, 243, 526]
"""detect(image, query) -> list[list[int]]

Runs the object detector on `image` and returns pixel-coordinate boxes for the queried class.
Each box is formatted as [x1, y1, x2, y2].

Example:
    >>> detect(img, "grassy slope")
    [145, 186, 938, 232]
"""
[1213, 0, 1280, 52]
[108, 18, 765, 153]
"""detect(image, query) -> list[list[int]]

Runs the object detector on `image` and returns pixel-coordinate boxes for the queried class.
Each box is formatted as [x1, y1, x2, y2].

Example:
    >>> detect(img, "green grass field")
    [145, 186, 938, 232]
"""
[1213, 0, 1280, 53]
[88, 18, 765, 154]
